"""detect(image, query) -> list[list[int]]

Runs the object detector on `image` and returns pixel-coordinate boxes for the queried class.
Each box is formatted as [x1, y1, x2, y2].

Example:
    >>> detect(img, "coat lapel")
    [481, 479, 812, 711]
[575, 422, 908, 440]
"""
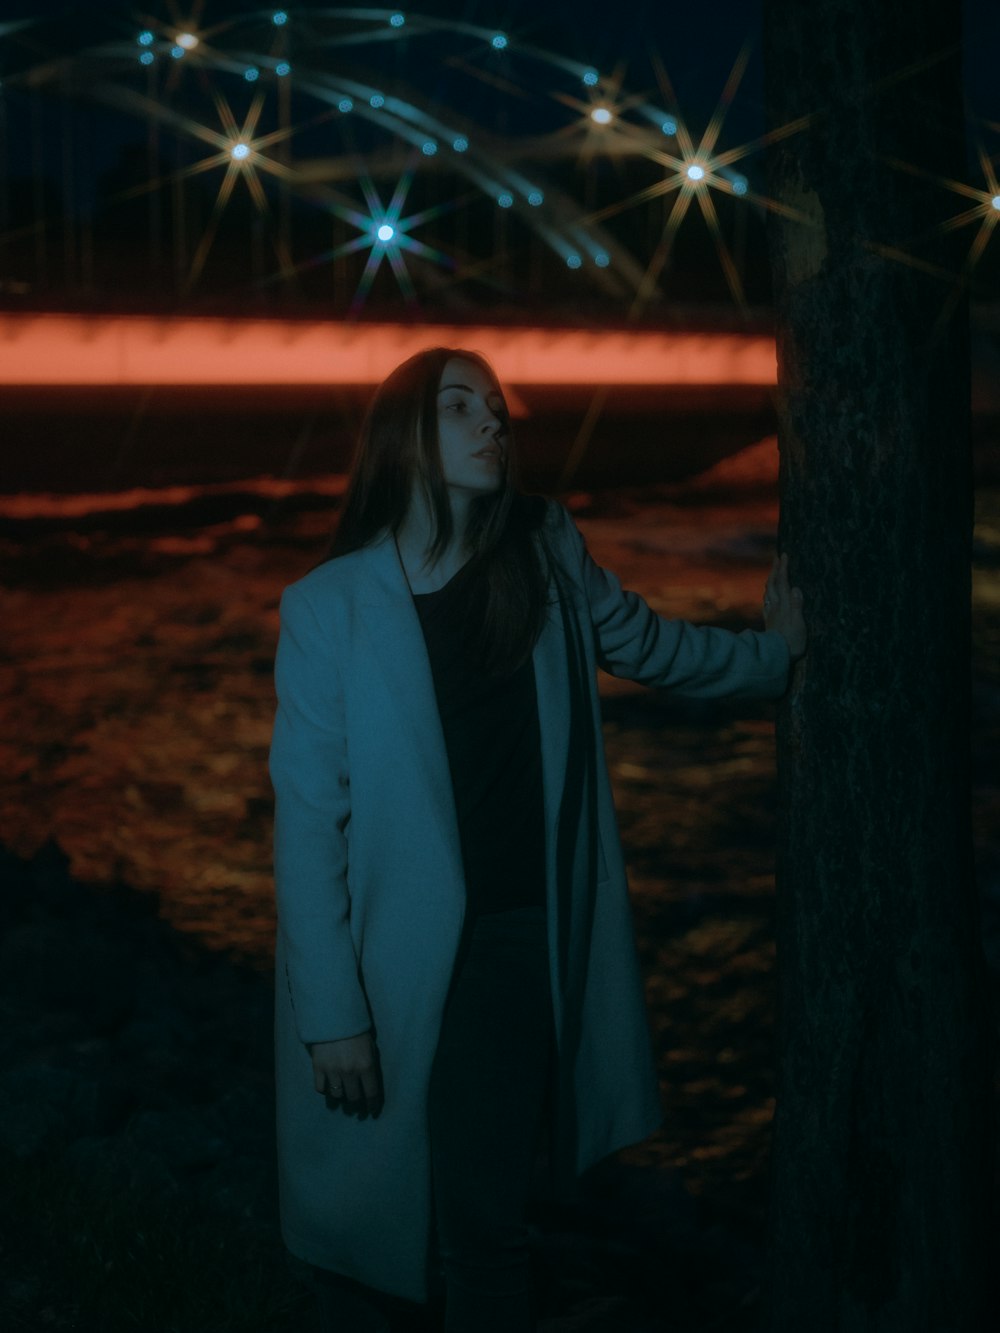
[356, 530, 465, 890]
[531, 557, 574, 1034]
[530, 547, 573, 885]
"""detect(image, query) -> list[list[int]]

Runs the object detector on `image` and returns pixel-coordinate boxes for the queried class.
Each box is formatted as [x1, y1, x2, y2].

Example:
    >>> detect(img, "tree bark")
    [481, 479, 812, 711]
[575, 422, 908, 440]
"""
[761, 1, 997, 1329]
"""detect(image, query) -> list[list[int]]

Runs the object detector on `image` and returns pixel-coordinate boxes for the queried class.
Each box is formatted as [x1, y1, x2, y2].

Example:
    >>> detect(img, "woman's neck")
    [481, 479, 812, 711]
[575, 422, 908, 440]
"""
[394, 492, 473, 590]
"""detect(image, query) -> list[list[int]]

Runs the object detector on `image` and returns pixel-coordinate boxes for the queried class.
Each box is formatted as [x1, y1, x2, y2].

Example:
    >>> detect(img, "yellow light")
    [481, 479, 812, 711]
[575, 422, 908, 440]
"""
[175, 31, 199, 50]
[590, 106, 613, 125]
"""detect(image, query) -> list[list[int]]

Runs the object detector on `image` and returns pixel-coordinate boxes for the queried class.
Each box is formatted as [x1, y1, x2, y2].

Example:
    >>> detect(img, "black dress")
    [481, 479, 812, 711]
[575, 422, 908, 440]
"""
[412, 559, 554, 1330]
[410, 559, 547, 917]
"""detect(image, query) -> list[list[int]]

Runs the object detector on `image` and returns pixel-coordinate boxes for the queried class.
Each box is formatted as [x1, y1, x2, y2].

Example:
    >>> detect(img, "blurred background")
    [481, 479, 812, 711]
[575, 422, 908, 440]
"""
[1, 2, 999, 1329]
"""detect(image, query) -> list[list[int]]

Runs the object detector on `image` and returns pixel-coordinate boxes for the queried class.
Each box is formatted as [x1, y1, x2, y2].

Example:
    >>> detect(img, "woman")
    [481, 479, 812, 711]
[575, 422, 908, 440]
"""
[269, 346, 807, 1333]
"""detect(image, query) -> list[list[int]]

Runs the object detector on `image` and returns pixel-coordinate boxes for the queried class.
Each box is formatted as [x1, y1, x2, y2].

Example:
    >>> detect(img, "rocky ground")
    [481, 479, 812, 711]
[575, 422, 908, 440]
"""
[0, 835, 783, 1333]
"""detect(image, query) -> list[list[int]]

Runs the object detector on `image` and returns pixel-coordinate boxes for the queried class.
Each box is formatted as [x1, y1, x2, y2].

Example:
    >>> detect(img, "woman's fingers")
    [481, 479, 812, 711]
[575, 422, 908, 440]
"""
[775, 552, 788, 593]
[336, 1074, 382, 1119]
[768, 552, 798, 605]
[319, 1068, 360, 1100]
[339, 1072, 362, 1103]
[360, 1063, 384, 1114]
[773, 551, 789, 594]
[312, 1054, 382, 1117]
[765, 555, 781, 606]
[764, 552, 808, 661]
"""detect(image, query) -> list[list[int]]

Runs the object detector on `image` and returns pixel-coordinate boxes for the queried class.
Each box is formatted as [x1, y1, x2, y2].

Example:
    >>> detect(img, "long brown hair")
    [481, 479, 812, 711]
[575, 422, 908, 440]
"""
[315, 346, 555, 678]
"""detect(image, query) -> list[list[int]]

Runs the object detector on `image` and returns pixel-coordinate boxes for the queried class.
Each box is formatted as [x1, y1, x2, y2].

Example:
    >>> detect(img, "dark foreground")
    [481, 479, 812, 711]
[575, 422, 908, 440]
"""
[1, 837, 799, 1333]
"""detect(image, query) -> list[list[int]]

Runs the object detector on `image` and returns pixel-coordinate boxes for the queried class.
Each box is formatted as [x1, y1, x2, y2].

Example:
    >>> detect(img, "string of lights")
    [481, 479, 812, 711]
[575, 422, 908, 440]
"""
[0, 4, 995, 321]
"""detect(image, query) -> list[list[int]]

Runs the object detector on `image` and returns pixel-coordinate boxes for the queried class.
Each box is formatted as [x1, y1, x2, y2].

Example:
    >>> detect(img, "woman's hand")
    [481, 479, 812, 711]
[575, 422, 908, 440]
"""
[763, 552, 807, 663]
[310, 1030, 383, 1119]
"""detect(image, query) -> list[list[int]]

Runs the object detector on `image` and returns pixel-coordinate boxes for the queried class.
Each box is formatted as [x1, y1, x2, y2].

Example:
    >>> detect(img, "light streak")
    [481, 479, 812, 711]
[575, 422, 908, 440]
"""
[7, 8, 651, 298]
[0, 313, 779, 388]
[181, 87, 299, 290]
[572, 38, 820, 321]
[875, 128, 1000, 340]
[262, 156, 457, 312]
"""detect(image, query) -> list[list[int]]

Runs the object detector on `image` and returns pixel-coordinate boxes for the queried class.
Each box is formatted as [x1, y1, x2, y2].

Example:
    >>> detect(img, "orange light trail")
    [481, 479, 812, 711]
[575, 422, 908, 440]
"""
[0, 313, 776, 388]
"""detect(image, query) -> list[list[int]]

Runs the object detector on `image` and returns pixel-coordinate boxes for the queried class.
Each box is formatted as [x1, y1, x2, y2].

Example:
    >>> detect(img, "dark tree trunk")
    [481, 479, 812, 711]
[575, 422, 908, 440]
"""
[761, 1, 997, 1329]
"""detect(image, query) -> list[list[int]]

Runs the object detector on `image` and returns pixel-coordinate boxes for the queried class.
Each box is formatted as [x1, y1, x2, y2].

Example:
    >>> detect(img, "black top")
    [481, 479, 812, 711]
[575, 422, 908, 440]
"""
[411, 562, 547, 916]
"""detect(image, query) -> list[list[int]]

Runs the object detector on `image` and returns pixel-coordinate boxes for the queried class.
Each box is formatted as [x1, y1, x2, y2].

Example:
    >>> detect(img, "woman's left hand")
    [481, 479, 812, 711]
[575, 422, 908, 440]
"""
[763, 552, 807, 663]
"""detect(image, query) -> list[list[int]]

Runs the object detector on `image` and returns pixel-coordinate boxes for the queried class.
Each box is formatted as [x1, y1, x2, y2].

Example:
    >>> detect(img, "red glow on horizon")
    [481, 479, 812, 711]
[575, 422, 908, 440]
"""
[0, 313, 776, 389]
[0, 475, 349, 520]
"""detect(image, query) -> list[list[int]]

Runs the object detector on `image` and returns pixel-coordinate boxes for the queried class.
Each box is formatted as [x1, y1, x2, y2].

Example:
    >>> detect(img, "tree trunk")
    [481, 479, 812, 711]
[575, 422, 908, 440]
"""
[761, 1, 997, 1329]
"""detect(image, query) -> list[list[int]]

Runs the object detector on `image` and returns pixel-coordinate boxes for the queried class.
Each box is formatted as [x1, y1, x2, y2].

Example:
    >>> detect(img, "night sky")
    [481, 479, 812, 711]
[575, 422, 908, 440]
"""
[2, 0, 996, 312]
[4, 0, 996, 187]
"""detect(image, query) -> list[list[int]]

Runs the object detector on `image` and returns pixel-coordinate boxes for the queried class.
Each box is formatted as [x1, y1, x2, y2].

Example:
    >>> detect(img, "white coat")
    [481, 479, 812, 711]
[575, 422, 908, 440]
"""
[269, 498, 790, 1302]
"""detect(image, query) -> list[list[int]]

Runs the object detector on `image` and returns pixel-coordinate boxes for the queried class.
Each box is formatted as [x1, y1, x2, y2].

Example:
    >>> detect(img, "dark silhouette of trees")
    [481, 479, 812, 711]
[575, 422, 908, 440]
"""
[761, 0, 997, 1328]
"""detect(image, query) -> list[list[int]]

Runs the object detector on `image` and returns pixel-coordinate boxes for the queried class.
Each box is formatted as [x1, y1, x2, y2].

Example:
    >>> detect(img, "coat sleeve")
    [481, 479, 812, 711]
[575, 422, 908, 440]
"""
[268, 581, 372, 1046]
[551, 502, 791, 700]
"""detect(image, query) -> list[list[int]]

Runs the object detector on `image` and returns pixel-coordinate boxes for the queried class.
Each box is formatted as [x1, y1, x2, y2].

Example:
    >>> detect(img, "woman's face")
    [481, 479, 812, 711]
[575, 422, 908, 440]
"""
[434, 357, 508, 495]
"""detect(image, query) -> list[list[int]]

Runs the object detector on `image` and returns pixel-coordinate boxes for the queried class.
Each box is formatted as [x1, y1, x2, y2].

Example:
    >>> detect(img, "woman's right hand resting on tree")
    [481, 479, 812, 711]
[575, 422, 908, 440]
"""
[310, 1030, 384, 1118]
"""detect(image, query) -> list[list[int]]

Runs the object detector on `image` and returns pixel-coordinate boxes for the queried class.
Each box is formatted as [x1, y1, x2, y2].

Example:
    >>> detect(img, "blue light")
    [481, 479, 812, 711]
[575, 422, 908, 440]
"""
[491, 33, 508, 50]
[527, 190, 543, 206]
[338, 97, 353, 113]
[389, 12, 405, 25]
[594, 251, 609, 267]
[244, 67, 259, 82]
[660, 117, 677, 135]
[992, 196, 1000, 212]
[231, 142, 251, 161]
[376, 223, 395, 243]
[732, 176, 748, 196]
[497, 192, 513, 208]
[170, 45, 185, 59]
[421, 140, 437, 155]
[566, 254, 582, 269]
[582, 69, 599, 86]
[139, 50, 154, 65]
[369, 93, 385, 108]
[276, 61, 291, 77]
[452, 136, 468, 152]
[590, 107, 612, 125]
[272, 10, 288, 23]
[137, 30, 154, 46]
